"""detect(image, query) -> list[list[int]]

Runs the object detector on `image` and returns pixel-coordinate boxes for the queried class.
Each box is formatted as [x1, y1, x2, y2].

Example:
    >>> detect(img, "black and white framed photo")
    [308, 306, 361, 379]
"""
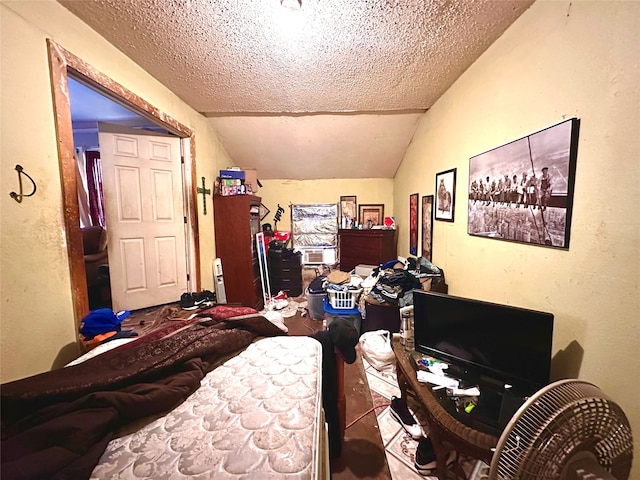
[421, 195, 434, 261]
[467, 118, 579, 249]
[409, 193, 419, 256]
[435, 168, 456, 222]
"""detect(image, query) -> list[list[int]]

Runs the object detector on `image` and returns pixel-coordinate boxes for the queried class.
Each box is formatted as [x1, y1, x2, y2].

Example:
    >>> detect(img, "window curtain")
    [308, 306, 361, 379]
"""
[85, 150, 106, 227]
[75, 148, 92, 228]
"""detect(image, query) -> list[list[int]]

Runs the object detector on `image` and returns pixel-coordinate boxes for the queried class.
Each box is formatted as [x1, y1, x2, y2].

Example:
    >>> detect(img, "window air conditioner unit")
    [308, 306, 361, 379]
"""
[301, 247, 337, 265]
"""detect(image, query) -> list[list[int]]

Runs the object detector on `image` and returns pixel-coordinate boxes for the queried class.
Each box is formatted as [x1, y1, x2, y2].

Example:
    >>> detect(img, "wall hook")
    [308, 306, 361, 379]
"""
[9, 165, 37, 203]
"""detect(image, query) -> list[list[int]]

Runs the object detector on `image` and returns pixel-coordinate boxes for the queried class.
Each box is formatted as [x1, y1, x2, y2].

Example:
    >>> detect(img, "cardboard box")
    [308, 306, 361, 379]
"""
[221, 184, 247, 196]
[220, 169, 245, 180]
[355, 264, 377, 278]
[242, 168, 259, 193]
[221, 178, 242, 186]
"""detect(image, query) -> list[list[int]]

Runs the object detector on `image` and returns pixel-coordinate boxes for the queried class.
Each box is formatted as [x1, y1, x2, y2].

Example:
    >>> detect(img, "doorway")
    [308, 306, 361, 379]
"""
[48, 39, 201, 330]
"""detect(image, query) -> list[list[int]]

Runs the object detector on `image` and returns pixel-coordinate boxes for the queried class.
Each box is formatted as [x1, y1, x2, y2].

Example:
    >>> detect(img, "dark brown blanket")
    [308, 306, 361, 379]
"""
[1, 315, 284, 480]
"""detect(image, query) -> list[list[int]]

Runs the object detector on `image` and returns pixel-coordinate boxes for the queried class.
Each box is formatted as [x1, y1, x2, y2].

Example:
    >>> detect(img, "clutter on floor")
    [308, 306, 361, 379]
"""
[79, 308, 138, 349]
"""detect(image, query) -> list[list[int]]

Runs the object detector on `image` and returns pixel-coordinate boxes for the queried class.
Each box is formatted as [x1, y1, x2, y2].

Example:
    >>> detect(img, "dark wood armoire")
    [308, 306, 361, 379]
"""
[213, 195, 264, 310]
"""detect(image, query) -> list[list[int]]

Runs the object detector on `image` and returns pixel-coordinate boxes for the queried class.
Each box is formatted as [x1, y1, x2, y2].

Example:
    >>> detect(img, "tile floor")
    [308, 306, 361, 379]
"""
[362, 356, 491, 480]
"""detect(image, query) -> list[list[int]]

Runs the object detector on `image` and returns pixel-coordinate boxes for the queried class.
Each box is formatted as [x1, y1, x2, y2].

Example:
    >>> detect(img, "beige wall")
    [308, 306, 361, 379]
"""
[0, 0, 231, 382]
[258, 178, 394, 234]
[394, 0, 639, 468]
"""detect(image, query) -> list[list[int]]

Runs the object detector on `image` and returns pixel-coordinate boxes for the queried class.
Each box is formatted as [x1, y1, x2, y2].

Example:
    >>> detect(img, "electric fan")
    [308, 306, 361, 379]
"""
[489, 379, 633, 480]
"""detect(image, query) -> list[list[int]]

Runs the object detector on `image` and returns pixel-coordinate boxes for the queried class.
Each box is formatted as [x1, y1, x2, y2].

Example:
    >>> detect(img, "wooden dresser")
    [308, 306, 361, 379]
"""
[213, 195, 264, 310]
[338, 229, 397, 272]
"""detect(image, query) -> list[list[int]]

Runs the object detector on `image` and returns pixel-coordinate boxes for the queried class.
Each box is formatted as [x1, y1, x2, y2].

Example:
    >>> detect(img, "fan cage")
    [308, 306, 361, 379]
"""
[490, 379, 633, 480]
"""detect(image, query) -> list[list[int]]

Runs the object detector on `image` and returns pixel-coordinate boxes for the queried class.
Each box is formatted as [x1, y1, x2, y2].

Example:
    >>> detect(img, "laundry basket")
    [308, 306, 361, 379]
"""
[327, 288, 362, 310]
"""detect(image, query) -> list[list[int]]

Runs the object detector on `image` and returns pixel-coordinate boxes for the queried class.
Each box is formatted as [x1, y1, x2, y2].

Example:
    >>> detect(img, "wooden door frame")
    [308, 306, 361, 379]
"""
[47, 39, 201, 332]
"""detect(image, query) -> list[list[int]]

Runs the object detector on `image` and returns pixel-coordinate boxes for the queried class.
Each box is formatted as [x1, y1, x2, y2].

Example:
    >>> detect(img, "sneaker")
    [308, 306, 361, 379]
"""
[390, 396, 423, 440]
[414, 437, 457, 476]
[180, 290, 215, 310]
[180, 292, 197, 310]
[270, 292, 289, 310]
[414, 437, 437, 476]
[193, 290, 216, 308]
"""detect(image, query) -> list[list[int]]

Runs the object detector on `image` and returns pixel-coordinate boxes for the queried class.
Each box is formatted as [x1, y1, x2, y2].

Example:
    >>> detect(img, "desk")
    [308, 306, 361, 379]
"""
[392, 340, 498, 480]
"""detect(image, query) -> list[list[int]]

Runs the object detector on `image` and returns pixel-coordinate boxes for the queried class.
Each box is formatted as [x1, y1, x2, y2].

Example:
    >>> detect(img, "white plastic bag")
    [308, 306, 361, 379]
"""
[359, 330, 395, 374]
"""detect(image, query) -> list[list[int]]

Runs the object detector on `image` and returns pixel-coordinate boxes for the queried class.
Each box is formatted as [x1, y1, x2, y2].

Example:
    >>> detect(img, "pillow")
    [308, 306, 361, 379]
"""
[198, 305, 259, 319]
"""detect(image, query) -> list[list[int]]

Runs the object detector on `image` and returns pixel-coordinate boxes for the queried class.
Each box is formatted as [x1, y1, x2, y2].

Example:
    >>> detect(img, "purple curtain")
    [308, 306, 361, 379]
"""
[85, 151, 105, 227]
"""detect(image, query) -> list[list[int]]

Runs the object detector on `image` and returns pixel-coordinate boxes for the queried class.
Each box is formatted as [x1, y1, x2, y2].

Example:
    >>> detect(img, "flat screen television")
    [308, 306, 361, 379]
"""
[413, 290, 554, 396]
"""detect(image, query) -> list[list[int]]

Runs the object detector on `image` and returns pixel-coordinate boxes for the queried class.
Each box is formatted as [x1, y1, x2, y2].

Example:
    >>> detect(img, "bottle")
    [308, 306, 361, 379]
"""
[400, 306, 414, 350]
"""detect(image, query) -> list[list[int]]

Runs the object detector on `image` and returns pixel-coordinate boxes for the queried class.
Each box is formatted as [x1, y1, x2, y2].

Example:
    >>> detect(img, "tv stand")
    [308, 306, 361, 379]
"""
[392, 340, 498, 480]
[433, 363, 528, 435]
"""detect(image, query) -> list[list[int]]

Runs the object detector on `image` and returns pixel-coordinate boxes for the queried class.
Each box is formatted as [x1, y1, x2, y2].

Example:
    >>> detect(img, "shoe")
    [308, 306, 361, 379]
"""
[414, 437, 457, 476]
[180, 290, 216, 310]
[192, 290, 216, 308]
[390, 396, 423, 440]
[180, 292, 196, 310]
[270, 290, 289, 310]
[414, 437, 437, 476]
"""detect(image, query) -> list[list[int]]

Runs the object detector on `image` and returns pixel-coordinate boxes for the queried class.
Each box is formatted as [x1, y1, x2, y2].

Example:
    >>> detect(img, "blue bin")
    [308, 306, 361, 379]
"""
[323, 298, 361, 334]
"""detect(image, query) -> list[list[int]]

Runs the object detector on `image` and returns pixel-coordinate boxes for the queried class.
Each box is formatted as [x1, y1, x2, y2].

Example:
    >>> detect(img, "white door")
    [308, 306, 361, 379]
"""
[99, 125, 187, 311]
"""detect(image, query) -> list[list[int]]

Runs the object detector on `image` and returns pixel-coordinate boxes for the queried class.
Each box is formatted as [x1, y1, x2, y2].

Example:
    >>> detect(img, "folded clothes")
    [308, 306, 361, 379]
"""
[327, 270, 350, 285]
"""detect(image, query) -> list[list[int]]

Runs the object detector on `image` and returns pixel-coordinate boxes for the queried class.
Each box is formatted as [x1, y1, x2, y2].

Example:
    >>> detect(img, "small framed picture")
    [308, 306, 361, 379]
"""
[409, 193, 419, 256]
[435, 168, 456, 222]
[340, 195, 357, 227]
[259, 203, 270, 221]
[358, 204, 384, 228]
[422, 195, 434, 261]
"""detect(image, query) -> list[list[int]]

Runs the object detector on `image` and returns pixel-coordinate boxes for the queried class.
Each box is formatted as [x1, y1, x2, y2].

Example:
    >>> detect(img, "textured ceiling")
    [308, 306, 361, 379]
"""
[59, 0, 533, 179]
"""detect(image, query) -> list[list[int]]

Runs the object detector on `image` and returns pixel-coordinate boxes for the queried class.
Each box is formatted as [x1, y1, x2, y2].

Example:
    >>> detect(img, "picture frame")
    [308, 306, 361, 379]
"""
[435, 168, 456, 222]
[259, 203, 270, 221]
[421, 195, 434, 261]
[467, 118, 579, 249]
[358, 204, 384, 228]
[409, 193, 419, 256]
[339, 195, 357, 228]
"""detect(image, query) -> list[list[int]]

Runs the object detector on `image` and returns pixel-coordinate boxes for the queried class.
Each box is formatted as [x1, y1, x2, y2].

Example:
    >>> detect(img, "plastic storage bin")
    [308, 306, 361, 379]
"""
[323, 298, 361, 334]
[327, 288, 362, 310]
[306, 289, 326, 320]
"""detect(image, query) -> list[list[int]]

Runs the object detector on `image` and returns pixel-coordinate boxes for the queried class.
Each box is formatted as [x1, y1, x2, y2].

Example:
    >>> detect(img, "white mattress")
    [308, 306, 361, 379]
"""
[90, 336, 326, 479]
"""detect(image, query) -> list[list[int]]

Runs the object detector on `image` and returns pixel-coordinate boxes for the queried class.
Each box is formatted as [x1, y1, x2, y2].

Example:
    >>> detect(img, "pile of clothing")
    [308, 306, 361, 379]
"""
[79, 308, 138, 349]
[364, 268, 422, 307]
[361, 257, 446, 308]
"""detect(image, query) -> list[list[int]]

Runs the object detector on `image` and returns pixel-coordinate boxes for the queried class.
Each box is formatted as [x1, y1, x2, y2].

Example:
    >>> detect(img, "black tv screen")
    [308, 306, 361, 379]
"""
[413, 290, 554, 394]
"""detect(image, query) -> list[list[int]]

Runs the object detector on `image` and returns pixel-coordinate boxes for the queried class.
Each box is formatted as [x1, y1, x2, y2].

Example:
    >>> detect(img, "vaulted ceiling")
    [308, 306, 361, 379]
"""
[59, 0, 533, 180]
